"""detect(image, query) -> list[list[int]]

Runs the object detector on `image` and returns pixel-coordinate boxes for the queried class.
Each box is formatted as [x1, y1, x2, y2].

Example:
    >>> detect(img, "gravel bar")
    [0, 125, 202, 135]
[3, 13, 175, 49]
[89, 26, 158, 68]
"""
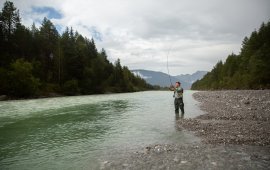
[178, 90, 270, 145]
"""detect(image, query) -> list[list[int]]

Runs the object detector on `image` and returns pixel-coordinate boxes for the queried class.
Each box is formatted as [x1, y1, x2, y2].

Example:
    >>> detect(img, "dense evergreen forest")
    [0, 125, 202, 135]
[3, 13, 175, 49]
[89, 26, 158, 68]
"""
[0, 1, 154, 98]
[192, 21, 270, 90]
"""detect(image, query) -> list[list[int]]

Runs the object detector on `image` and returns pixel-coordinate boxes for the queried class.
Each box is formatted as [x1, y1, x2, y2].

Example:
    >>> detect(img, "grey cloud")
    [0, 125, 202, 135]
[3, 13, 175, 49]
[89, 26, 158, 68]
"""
[125, 0, 270, 42]
[6, 0, 270, 74]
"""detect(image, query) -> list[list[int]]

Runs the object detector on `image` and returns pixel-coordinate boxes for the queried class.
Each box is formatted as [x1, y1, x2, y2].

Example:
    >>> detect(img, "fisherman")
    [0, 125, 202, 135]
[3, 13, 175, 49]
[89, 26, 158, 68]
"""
[170, 82, 184, 116]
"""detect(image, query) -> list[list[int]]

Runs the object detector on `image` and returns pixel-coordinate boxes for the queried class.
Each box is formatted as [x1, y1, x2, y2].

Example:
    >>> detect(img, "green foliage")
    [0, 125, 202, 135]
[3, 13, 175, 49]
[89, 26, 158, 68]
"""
[0, 1, 153, 98]
[63, 79, 80, 95]
[192, 21, 270, 90]
[0, 67, 9, 94]
[0, 1, 21, 66]
[0, 1, 20, 38]
[8, 59, 40, 97]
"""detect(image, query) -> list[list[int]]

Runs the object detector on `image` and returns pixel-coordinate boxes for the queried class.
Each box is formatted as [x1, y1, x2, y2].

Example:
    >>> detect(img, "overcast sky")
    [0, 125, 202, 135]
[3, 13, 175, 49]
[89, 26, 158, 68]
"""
[3, 0, 270, 75]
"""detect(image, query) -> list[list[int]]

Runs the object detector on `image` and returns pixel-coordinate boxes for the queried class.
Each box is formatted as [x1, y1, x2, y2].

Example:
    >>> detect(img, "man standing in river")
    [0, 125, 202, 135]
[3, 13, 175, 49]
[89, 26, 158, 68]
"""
[170, 82, 184, 116]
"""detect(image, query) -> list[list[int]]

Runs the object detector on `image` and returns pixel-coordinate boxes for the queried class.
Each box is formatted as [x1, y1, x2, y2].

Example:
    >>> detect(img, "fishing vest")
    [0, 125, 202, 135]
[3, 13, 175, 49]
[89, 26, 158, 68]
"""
[174, 87, 183, 98]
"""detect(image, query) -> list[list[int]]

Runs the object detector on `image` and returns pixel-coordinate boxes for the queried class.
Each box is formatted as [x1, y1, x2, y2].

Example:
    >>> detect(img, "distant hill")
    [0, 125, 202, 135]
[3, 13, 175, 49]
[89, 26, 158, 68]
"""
[175, 71, 208, 85]
[132, 69, 207, 89]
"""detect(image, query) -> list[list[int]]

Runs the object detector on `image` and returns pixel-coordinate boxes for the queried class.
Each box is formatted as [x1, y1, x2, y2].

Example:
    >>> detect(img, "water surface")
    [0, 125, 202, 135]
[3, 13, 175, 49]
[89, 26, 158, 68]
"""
[0, 90, 203, 169]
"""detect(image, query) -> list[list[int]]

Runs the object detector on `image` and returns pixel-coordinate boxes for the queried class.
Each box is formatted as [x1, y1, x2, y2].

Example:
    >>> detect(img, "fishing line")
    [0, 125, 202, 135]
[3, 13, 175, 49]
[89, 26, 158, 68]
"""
[166, 47, 173, 86]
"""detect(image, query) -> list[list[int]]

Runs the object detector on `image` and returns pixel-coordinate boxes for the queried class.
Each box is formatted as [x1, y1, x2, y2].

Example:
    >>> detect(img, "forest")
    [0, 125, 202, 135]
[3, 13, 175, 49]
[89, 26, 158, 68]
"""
[0, 1, 154, 98]
[192, 20, 270, 90]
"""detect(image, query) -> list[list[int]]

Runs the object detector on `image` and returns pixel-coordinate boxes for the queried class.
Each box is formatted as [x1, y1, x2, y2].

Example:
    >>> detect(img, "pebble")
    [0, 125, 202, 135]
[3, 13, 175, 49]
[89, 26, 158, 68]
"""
[181, 160, 187, 164]
[211, 162, 217, 166]
[173, 157, 179, 162]
[244, 101, 250, 105]
[122, 163, 129, 167]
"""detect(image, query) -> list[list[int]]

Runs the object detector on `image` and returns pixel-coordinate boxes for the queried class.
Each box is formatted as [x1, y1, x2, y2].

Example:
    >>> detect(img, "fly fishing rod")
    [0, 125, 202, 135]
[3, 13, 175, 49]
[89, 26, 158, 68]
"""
[166, 47, 173, 87]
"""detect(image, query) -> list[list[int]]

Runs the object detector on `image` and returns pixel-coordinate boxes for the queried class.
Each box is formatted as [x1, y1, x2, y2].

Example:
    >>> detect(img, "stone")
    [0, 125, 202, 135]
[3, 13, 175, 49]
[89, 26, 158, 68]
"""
[244, 101, 250, 105]
[211, 162, 217, 166]
[173, 157, 179, 162]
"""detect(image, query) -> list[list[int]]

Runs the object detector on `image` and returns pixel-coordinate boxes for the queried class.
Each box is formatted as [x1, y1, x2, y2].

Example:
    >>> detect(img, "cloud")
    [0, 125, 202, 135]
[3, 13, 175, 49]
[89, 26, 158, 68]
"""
[78, 24, 103, 41]
[132, 71, 152, 79]
[32, 6, 62, 19]
[5, 0, 270, 74]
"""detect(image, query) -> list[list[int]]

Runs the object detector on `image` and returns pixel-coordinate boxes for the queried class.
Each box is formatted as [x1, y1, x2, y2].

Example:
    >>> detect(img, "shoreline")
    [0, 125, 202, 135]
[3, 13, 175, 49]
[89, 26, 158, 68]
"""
[0, 90, 154, 102]
[178, 90, 270, 146]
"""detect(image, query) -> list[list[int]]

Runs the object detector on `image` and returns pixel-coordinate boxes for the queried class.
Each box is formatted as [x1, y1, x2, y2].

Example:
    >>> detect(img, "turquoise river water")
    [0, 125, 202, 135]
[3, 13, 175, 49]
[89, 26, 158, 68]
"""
[0, 90, 204, 169]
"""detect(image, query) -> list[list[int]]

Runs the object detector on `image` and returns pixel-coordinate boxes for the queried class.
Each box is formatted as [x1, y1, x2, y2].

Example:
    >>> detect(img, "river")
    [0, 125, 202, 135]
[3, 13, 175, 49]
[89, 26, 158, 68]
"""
[0, 90, 204, 169]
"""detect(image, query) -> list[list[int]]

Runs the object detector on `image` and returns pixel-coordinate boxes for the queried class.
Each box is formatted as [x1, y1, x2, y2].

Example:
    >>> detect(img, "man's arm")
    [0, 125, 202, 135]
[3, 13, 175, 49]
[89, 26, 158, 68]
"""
[180, 88, 183, 93]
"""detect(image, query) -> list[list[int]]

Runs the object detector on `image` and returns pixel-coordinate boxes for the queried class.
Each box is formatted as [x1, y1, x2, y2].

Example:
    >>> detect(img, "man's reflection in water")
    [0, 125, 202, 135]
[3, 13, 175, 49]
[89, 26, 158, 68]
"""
[174, 113, 184, 131]
[175, 113, 184, 120]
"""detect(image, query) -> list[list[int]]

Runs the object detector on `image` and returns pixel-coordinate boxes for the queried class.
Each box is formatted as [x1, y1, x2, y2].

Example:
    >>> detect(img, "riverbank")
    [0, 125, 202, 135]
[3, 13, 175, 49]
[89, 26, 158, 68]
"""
[0, 90, 153, 101]
[0, 93, 64, 101]
[101, 144, 270, 169]
[102, 90, 270, 169]
[178, 90, 270, 145]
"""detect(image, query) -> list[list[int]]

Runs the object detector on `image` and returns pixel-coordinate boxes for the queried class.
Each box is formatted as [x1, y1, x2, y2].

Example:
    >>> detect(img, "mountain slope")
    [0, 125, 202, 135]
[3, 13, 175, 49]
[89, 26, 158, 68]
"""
[132, 69, 183, 87]
[175, 71, 208, 84]
[132, 69, 207, 89]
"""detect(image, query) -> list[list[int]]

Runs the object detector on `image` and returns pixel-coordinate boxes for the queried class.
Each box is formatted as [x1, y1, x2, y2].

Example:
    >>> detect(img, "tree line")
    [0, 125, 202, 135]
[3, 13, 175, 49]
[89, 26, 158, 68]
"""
[192, 20, 270, 90]
[0, 1, 154, 98]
